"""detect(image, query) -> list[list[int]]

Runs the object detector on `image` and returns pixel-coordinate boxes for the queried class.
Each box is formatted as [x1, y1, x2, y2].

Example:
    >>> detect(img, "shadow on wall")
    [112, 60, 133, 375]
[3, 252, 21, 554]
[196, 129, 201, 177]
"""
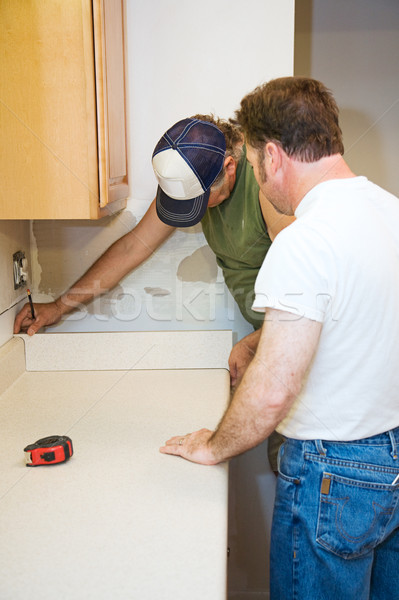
[228, 440, 276, 597]
[294, 0, 399, 197]
[340, 108, 388, 187]
[294, 0, 313, 75]
[177, 245, 218, 283]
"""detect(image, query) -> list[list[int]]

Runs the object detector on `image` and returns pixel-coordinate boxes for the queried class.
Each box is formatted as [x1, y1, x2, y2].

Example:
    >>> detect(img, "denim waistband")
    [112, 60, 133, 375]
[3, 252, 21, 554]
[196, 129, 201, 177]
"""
[285, 426, 399, 460]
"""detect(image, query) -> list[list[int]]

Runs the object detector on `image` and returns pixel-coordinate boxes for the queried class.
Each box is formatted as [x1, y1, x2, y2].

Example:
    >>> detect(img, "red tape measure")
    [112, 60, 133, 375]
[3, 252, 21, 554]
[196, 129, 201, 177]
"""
[24, 435, 73, 467]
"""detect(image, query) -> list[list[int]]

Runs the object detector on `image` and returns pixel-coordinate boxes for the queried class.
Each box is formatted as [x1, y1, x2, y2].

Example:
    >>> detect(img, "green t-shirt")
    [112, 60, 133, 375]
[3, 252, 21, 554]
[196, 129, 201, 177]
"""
[201, 151, 272, 329]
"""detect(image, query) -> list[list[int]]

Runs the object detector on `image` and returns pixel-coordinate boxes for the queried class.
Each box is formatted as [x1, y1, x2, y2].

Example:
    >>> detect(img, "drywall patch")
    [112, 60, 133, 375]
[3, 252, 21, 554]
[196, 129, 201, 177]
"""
[144, 287, 171, 297]
[177, 245, 218, 283]
[32, 211, 137, 299]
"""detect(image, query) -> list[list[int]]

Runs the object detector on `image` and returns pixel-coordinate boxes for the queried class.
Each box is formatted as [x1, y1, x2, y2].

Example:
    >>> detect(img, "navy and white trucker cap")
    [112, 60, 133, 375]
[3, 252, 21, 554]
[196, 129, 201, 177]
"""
[152, 118, 226, 227]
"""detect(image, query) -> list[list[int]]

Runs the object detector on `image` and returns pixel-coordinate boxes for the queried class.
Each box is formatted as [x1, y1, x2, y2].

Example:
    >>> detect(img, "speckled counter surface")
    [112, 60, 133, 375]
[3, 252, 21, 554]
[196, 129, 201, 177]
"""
[0, 334, 231, 600]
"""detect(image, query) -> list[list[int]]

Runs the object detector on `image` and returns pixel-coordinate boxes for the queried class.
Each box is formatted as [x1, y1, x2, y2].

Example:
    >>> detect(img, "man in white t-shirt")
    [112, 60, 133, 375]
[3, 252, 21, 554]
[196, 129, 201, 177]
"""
[161, 77, 399, 599]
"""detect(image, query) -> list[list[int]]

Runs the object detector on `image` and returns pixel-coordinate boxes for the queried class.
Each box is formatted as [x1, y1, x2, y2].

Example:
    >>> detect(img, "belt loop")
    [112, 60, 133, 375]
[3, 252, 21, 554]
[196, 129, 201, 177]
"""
[388, 430, 398, 460]
[315, 439, 326, 456]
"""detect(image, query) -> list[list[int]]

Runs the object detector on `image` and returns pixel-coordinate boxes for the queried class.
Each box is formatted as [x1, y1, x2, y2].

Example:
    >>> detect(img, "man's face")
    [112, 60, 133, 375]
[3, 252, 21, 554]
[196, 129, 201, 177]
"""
[246, 143, 291, 216]
[246, 144, 267, 187]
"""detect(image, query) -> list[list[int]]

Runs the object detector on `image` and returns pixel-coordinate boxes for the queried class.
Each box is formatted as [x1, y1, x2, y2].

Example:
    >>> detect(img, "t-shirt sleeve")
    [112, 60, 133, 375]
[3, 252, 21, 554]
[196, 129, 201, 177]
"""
[252, 224, 334, 322]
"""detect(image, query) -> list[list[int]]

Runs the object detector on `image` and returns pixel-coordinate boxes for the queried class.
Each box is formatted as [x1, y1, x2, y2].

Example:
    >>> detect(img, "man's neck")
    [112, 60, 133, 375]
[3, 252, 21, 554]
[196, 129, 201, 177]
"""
[290, 154, 356, 212]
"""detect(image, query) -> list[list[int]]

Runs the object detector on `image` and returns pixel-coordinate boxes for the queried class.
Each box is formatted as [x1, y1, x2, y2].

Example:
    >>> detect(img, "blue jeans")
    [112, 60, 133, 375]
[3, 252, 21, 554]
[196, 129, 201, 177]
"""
[270, 428, 399, 600]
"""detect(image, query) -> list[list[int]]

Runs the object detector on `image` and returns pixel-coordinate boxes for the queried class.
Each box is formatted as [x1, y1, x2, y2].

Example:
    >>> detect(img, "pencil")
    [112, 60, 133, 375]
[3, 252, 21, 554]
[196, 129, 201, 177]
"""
[27, 289, 36, 320]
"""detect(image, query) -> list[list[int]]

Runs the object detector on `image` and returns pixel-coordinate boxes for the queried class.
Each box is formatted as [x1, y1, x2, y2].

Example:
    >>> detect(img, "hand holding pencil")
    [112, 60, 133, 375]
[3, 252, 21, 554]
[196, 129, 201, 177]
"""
[13, 291, 63, 336]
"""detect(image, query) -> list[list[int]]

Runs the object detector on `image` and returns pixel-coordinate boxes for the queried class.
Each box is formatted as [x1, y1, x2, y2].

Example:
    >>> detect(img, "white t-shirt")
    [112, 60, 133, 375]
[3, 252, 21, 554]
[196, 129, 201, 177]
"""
[253, 176, 399, 440]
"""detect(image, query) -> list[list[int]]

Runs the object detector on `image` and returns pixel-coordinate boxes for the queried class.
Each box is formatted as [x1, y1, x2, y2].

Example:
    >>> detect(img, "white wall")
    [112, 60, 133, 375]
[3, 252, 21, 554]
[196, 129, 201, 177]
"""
[295, 0, 399, 197]
[128, 0, 295, 202]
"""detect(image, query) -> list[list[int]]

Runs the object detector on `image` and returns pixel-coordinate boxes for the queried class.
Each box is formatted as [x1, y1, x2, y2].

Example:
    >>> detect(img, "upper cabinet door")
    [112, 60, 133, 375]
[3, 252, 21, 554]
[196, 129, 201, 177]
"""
[0, 0, 129, 219]
[93, 0, 129, 213]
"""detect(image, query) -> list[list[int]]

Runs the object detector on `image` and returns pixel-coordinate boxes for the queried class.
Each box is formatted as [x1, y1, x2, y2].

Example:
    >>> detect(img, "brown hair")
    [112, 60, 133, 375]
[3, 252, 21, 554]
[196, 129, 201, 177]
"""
[235, 77, 344, 162]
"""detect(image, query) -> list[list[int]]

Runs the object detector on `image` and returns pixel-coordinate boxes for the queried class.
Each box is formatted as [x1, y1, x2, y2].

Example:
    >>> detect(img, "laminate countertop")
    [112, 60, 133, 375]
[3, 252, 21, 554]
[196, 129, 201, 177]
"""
[0, 332, 231, 600]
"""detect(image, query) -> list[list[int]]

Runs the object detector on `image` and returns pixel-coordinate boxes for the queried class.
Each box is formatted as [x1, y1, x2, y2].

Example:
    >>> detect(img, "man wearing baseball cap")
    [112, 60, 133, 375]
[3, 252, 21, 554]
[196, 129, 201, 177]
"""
[14, 114, 293, 468]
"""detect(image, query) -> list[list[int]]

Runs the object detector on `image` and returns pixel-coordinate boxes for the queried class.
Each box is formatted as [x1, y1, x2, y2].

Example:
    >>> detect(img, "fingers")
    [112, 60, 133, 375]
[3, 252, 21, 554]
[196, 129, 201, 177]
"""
[159, 434, 187, 455]
[228, 356, 238, 387]
[159, 429, 218, 465]
[163, 435, 187, 446]
[14, 304, 43, 336]
[228, 360, 236, 381]
[159, 444, 181, 456]
[15, 302, 62, 336]
[13, 304, 31, 333]
[230, 370, 237, 388]
[26, 318, 42, 336]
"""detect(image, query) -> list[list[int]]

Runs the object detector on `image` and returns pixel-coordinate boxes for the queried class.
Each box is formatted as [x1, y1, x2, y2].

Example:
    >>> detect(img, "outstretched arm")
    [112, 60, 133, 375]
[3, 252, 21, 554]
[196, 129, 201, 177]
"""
[14, 200, 175, 335]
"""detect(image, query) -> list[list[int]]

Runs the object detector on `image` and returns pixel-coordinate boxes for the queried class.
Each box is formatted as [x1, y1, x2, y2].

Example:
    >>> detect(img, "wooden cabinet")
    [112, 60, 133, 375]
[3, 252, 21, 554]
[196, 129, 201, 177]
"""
[0, 0, 128, 219]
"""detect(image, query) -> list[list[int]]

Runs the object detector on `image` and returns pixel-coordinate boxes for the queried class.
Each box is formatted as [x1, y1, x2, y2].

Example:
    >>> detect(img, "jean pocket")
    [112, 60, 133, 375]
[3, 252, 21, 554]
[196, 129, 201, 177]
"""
[277, 442, 301, 484]
[316, 472, 399, 559]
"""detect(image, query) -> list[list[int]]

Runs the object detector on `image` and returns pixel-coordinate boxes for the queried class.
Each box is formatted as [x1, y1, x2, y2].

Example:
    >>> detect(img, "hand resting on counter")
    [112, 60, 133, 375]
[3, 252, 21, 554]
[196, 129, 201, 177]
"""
[160, 429, 221, 465]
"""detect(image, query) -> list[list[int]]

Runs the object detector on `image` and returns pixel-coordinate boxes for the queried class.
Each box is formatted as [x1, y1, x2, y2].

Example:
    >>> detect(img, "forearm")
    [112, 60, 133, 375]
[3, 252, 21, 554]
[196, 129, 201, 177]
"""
[210, 312, 322, 462]
[55, 237, 136, 315]
[210, 354, 294, 462]
[56, 200, 174, 316]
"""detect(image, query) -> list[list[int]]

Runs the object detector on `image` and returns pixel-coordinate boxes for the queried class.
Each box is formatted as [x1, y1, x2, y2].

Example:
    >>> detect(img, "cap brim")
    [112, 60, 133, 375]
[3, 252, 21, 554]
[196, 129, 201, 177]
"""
[155, 186, 210, 228]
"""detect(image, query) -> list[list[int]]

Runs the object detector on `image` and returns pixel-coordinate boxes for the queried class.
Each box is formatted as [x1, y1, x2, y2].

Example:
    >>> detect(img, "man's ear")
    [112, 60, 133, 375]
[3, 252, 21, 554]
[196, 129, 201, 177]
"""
[224, 155, 237, 176]
[265, 142, 283, 174]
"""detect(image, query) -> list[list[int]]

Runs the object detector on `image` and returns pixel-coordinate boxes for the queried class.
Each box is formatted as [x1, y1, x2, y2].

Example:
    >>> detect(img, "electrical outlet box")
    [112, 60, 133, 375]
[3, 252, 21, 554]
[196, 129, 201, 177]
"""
[13, 251, 28, 289]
